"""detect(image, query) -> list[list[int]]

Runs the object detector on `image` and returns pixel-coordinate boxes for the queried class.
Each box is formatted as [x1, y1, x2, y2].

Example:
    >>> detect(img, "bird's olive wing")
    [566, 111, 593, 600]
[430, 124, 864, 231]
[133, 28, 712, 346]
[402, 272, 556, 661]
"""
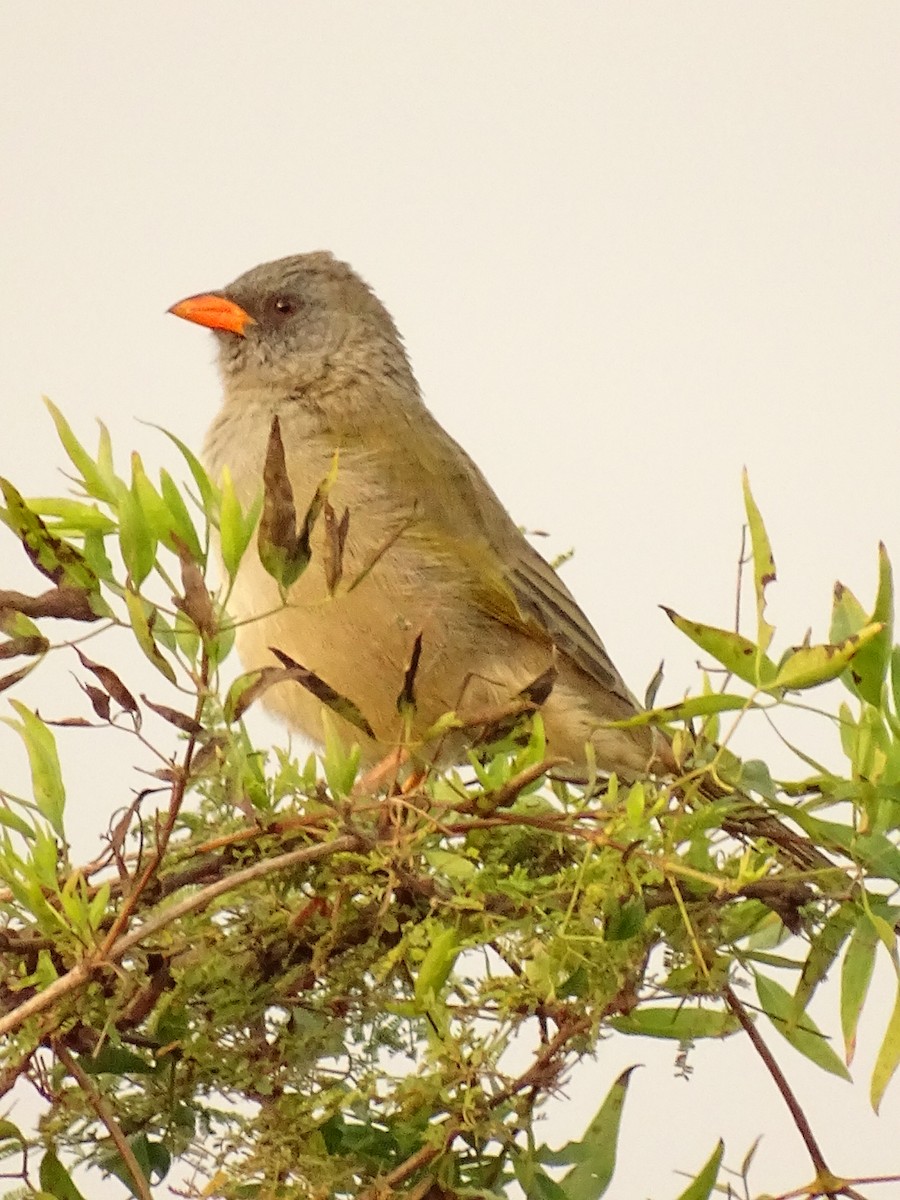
[507, 545, 642, 714]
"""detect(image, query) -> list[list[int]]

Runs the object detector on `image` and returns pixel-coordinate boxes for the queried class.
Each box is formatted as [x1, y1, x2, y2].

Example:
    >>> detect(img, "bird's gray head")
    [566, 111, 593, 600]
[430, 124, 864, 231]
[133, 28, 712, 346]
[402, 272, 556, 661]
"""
[169, 252, 412, 394]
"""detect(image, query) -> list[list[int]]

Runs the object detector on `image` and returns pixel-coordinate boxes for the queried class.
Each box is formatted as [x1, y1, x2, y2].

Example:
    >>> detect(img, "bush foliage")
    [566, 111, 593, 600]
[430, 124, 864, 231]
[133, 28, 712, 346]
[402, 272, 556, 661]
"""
[1, 401, 899, 1199]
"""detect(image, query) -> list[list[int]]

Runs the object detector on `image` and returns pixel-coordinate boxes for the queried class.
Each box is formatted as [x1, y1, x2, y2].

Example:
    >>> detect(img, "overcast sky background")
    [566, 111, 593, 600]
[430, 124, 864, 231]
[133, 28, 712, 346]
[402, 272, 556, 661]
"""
[2, 6, 899, 1198]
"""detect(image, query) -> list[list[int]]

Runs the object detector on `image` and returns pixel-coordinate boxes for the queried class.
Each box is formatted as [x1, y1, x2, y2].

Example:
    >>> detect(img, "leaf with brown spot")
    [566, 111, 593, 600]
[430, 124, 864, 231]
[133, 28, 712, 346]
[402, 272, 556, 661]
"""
[224, 667, 273, 723]
[295, 465, 337, 579]
[662, 607, 778, 688]
[0, 478, 103, 594]
[742, 470, 777, 657]
[773, 622, 884, 690]
[124, 590, 177, 684]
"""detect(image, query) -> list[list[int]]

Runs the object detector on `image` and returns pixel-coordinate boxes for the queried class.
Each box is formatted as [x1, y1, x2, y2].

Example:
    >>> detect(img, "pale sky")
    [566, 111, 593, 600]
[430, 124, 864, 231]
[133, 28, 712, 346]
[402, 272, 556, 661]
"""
[2, 6, 899, 1198]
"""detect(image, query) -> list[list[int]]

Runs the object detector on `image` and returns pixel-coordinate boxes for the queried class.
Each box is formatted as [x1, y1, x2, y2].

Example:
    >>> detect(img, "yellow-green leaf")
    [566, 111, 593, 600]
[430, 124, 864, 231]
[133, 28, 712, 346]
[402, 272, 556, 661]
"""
[742, 470, 776, 656]
[3, 701, 66, 837]
[124, 590, 177, 684]
[609, 1007, 738, 1040]
[674, 1141, 724, 1200]
[43, 397, 115, 505]
[755, 973, 851, 1080]
[772, 623, 884, 691]
[841, 917, 878, 1064]
[871, 982, 900, 1112]
[662, 608, 777, 687]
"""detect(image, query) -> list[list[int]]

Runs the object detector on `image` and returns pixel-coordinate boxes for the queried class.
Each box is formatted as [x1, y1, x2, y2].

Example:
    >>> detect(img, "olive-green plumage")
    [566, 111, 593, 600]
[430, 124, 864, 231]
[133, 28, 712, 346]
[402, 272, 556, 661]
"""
[173, 252, 673, 775]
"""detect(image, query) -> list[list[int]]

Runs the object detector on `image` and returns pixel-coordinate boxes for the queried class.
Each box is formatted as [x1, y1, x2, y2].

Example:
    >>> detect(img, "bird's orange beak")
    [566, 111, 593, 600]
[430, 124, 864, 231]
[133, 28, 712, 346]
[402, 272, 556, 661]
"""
[167, 293, 256, 336]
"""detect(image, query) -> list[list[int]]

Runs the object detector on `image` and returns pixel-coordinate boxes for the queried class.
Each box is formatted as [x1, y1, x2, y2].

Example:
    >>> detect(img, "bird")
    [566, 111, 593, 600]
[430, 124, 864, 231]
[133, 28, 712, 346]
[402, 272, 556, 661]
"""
[168, 252, 676, 782]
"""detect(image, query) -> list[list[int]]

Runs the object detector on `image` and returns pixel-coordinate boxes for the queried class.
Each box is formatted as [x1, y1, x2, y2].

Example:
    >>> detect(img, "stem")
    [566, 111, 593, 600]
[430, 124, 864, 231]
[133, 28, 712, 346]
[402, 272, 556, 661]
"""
[723, 983, 830, 1178]
[0, 835, 360, 1040]
[54, 1042, 152, 1200]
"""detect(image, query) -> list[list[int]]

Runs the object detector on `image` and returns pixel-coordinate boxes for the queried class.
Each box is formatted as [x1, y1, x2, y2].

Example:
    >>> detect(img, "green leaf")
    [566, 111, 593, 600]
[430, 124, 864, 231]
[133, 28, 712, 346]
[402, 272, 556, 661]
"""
[413, 924, 460, 1009]
[871, 982, 900, 1112]
[43, 397, 115, 504]
[513, 1157, 570, 1200]
[772, 624, 884, 691]
[0, 1118, 25, 1145]
[793, 904, 856, 1020]
[609, 1007, 739, 1040]
[832, 546, 894, 706]
[321, 709, 361, 799]
[99, 1132, 169, 1192]
[2, 701, 66, 837]
[611, 693, 754, 729]
[38, 1149, 87, 1200]
[662, 609, 777, 687]
[755, 973, 851, 1079]
[79, 1044, 156, 1075]
[149, 424, 218, 516]
[219, 467, 260, 580]
[124, 590, 177, 684]
[131, 453, 179, 552]
[159, 468, 204, 562]
[117, 478, 156, 586]
[742, 470, 776, 656]
[673, 1140, 724, 1200]
[841, 917, 878, 1064]
[24, 497, 116, 535]
[556, 1067, 635, 1199]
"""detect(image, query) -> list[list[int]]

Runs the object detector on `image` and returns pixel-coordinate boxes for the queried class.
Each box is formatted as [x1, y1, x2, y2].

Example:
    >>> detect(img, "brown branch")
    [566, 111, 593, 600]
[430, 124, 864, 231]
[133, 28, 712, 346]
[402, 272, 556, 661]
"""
[0, 835, 360, 1040]
[54, 1042, 153, 1200]
[357, 1012, 591, 1199]
[723, 983, 830, 1179]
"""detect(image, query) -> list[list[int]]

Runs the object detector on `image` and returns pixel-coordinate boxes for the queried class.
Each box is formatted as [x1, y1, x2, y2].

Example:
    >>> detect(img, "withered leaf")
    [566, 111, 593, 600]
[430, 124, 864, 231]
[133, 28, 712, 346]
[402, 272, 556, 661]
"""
[0, 635, 49, 659]
[269, 646, 376, 739]
[258, 416, 301, 587]
[80, 682, 112, 722]
[0, 586, 105, 622]
[397, 632, 424, 716]
[175, 541, 216, 638]
[518, 663, 558, 708]
[140, 694, 204, 735]
[0, 663, 36, 694]
[322, 501, 350, 594]
[75, 649, 140, 716]
[188, 735, 227, 776]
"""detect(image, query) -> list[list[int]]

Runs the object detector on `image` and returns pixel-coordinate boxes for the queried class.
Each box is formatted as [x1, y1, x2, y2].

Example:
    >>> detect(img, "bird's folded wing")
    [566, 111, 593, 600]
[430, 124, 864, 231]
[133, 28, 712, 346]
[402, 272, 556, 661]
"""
[507, 546, 642, 714]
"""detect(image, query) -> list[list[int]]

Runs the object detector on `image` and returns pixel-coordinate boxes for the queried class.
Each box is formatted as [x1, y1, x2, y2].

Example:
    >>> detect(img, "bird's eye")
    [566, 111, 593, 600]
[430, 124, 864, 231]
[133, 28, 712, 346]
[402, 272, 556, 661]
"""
[273, 296, 297, 317]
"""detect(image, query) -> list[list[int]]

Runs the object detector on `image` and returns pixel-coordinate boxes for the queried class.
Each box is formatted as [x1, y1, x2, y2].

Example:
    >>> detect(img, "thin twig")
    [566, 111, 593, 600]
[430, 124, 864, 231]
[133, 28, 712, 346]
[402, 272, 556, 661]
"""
[723, 983, 830, 1180]
[0, 835, 360, 1040]
[357, 1012, 591, 1199]
[54, 1042, 153, 1200]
